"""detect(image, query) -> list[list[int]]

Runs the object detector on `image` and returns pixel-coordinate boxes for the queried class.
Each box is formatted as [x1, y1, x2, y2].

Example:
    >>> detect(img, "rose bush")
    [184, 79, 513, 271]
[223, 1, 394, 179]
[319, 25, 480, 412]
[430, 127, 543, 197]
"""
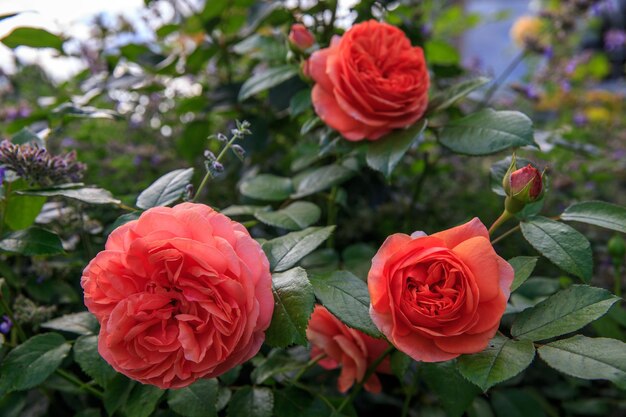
[306, 305, 391, 393]
[81, 203, 273, 388]
[368, 218, 514, 361]
[306, 19, 429, 141]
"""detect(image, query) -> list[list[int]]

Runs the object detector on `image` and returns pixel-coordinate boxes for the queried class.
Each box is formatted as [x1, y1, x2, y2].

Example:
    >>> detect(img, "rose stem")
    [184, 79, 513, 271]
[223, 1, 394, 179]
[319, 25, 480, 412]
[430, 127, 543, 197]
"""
[336, 344, 395, 414]
[55, 368, 104, 399]
[192, 133, 239, 203]
[292, 353, 326, 384]
[491, 225, 521, 245]
[478, 50, 528, 108]
[488, 211, 513, 236]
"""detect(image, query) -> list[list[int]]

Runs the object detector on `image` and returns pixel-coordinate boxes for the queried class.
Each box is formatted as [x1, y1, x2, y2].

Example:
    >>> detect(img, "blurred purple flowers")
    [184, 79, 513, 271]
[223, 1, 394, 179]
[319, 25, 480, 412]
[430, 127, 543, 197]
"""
[0, 140, 87, 186]
[0, 315, 11, 335]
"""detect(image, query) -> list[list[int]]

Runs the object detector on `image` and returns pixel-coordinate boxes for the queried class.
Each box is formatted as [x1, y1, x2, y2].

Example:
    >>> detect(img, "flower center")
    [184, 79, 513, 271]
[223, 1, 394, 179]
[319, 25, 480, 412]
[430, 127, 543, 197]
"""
[404, 262, 461, 317]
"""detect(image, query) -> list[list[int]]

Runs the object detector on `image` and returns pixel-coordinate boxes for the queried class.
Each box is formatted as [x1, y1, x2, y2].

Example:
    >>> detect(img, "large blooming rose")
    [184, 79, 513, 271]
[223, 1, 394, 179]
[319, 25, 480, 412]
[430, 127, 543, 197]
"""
[306, 305, 391, 393]
[306, 20, 429, 141]
[81, 203, 274, 389]
[368, 218, 513, 362]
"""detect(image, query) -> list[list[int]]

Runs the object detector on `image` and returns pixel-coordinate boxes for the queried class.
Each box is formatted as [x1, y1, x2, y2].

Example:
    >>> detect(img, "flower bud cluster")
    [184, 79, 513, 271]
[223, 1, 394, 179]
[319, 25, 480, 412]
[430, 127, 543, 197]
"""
[0, 140, 86, 186]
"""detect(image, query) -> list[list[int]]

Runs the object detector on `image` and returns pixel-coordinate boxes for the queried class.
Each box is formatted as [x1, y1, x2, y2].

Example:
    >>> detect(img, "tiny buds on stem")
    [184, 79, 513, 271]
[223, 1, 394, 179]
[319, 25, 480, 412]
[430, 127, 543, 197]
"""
[204, 150, 216, 161]
[231, 144, 245, 161]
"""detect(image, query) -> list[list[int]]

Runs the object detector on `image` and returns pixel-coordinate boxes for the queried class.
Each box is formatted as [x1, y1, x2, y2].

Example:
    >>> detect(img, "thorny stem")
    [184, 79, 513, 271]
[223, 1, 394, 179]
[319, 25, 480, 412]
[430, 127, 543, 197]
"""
[192, 134, 239, 203]
[336, 344, 395, 413]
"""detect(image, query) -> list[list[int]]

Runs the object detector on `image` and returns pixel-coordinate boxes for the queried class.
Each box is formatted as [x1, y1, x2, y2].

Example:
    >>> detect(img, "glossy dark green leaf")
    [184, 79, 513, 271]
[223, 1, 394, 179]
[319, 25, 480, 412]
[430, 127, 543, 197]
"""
[73, 335, 117, 387]
[19, 187, 121, 205]
[0, 227, 64, 255]
[221, 205, 271, 216]
[262, 226, 335, 272]
[422, 361, 481, 417]
[238, 65, 298, 101]
[124, 384, 164, 417]
[508, 256, 539, 292]
[538, 335, 626, 389]
[342, 243, 376, 280]
[41, 312, 98, 335]
[309, 270, 382, 337]
[251, 350, 303, 384]
[561, 201, 626, 233]
[439, 109, 536, 156]
[228, 386, 273, 417]
[254, 202, 321, 230]
[511, 285, 619, 341]
[291, 164, 355, 199]
[1, 27, 63, 50]
[366, 119, 427, 178]
[521, 217, 593, 282]
[457, 334, 535, 391]
[104, 374, 135, 416]
[490, 389, 547, 417]
[0, 333, 70, 395]
[265, 267, 315, 347]
[239, 174, 294, 202]
[167, 379, 218, 417]
[136, 168, 194, 209]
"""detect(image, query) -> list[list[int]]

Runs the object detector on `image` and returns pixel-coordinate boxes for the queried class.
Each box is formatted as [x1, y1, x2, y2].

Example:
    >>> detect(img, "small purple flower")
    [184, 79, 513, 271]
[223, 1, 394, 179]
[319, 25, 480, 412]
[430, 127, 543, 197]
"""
[604, 29, 626, 51]
[565, 59, 578, 75]
[524, 85, 541, 100]
[133, 155, 143, 167]
[560, 80, 572, 93]
[573, 112, 588, 127]
[60, 137, 77, 148]
[543, 46, 554, 60]
[612, 149, 626, 160]
[0, 315, 12, 335]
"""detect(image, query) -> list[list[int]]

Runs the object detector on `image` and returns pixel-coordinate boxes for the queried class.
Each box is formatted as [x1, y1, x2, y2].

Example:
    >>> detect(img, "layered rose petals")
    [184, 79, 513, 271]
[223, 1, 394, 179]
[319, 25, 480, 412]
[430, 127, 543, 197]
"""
[82, 203, 273, 389]
[307, 20, 429, 141]
[306, 305, 391, 393]
[368, 218, 514, 362]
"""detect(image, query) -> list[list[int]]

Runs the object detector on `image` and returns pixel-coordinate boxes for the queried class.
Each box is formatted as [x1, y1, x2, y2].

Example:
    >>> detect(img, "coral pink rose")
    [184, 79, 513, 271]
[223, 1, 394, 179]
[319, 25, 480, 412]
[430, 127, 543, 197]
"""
[289, 23, 315, 51]
[81, 203, 274, 389]
[306, 305, 391, 393]
[306, 20, 429, 141]
[368, 218, 514, 362]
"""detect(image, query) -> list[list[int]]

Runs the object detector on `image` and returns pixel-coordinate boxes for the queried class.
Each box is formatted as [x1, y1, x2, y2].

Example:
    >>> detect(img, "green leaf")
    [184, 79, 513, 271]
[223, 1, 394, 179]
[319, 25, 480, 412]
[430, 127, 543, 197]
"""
[228, 386, 273, 417]
[390, 350, 411, 380]
[511, 285, 619, 341]
[124, 384, 164, 417]
[251, 350, 303, 384]
[1, 27, 63, 51]
[309, 270, 382, 338]
[291, 164, 355, 199]
[0, 227, 64, 255]
[167, 379, 218, 417]
[289, 88, 312, 117]
[520, 217, 593, 282]
[342, 243, 376, 280]
[238, 65, 298, 101]
[52, 103, 120, 120]
[136, 168, 194, 209]
[19, 187, 121, 205]
[422, 361, 481, 417]
[425, 40, 460, 66]
[108, 212, 141, 233]
[221, 205, 271, 216]
[457, 334, 535, 391]
[265, 267, 315, 347]
[4, 195, 46, 230]
[73, 335, 117, 387]
[254, 202, 321, 230]
[490, 389, 547, 417]
[538, 335, 626, 389]
[11, 127, 44, 145]
[365, 119, 427, 178]
[262, 226, 335, 272]
[239, 174, 294, 202]
[439, 109, 536, 156]
[428, 77, 490, 113]
[104, 374, 135, 416]
[508, 256, 539, 292]
[561, 201, 626, 233]
[0, 333, 71, 395]
[41, 312, 99, 335]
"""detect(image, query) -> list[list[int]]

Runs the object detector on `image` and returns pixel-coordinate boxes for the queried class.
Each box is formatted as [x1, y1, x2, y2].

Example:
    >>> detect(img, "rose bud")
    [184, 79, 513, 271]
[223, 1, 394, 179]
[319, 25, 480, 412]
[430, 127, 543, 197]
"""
[289, 24, 315, 52]
[502, 157, 545, 214]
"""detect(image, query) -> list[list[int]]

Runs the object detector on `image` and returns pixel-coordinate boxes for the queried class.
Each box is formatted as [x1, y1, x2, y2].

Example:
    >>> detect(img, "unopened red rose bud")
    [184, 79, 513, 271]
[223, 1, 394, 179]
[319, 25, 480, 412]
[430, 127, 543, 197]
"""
[289, 24, 315, 51]
[510, 164, 543, 201]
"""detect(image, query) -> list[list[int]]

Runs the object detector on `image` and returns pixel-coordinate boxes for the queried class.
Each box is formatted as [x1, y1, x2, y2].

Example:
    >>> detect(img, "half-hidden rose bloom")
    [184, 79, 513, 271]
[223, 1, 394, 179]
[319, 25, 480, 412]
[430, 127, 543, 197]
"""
[81, 203, 274, 389]
[289, 23, 315, 51]
[509, 164, 543, 202]
[306, 20, 429, 141]
[306, 305, 391, 393]
[368, 218, 514, 362]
